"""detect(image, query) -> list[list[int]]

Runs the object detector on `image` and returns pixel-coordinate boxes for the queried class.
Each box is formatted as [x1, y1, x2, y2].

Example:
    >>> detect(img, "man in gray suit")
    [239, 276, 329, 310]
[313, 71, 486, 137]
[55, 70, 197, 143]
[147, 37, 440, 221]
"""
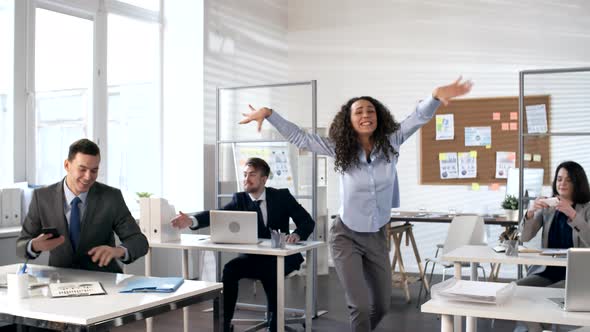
[16, 139, 148, 273]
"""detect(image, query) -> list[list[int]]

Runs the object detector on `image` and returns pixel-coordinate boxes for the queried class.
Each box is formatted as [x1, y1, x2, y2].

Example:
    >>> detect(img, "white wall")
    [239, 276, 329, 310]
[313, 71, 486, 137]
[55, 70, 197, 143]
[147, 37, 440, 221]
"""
[286, 0, 590, 277]
[203, 0, 289, 209]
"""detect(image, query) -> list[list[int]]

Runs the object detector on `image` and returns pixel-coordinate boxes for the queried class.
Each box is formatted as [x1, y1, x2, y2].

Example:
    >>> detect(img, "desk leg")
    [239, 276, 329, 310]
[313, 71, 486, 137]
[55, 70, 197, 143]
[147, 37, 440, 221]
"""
[441, 314, 454, 332]
[453, 263, 462, 332]
[277, 256, 285, 332]
[182, 249, 189, 332]
[213, 290, 223, 332]
[466, 262, 478, 332]
[145, 248, 153, 332]
[305, 250, 313, 332]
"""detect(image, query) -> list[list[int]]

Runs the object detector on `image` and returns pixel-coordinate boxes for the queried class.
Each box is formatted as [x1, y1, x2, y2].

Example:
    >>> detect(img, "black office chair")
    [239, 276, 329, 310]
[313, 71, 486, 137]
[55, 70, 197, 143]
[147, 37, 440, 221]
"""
[232, 271, 306, 332]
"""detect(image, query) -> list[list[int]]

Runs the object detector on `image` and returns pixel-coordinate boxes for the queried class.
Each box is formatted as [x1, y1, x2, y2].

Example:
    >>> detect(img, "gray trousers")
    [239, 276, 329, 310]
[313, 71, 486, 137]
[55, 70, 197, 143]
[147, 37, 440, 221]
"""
[330, 216, 392, 332]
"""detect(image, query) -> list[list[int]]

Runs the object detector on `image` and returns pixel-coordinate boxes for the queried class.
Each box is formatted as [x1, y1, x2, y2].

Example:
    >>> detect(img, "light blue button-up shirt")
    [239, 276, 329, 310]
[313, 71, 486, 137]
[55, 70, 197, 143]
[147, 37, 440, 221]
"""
[267, 96, 440, 232]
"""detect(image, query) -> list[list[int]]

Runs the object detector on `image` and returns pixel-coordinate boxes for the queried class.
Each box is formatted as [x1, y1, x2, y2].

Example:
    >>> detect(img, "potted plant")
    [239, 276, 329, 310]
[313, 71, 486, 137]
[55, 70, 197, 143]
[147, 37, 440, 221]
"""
[501, 195, 519, 221]
[136, 192, 153, 205]
[136, 192, 153, 199]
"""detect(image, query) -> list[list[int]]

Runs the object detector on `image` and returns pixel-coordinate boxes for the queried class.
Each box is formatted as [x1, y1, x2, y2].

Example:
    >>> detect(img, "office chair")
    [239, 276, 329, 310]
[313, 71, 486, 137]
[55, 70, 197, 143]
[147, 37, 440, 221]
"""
[417, 215, 488, 306]
[232, 271, 305, 332]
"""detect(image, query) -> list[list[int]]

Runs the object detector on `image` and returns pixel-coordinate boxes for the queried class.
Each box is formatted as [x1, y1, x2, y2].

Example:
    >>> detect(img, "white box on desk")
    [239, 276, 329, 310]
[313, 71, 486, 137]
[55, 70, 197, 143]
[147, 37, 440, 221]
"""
[1, 188, 23, 227]
[149, 197, 180, 243]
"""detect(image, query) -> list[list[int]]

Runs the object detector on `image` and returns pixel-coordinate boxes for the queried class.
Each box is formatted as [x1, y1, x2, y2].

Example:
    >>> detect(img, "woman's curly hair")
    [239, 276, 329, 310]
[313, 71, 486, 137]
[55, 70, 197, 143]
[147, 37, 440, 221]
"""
[329, 96, 400, 173]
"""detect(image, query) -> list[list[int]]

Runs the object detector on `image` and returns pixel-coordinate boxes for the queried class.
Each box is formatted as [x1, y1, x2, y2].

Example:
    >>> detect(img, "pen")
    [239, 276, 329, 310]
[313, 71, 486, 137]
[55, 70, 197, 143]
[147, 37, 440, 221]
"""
[19, 259, 28, 274]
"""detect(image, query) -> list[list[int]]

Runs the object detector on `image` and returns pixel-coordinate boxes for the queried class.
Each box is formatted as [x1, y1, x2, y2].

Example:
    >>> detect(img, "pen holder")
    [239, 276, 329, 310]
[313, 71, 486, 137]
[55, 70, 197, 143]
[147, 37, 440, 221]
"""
[271, 231, 286, 249]
[7, 273, 29, 299]
[504, 240, 519, 257]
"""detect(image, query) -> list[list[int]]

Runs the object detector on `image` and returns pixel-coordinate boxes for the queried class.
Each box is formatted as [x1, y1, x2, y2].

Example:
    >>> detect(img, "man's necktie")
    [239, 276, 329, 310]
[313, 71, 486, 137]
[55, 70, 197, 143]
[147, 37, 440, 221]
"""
[254, 199, 270, 238]
[69, 196, 81, 250]
[254, 200, 265, 226]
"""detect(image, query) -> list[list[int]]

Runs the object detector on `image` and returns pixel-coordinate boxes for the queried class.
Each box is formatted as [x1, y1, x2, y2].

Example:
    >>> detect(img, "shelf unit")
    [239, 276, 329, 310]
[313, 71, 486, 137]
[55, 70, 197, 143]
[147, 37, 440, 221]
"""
[216, 80, 324, 315]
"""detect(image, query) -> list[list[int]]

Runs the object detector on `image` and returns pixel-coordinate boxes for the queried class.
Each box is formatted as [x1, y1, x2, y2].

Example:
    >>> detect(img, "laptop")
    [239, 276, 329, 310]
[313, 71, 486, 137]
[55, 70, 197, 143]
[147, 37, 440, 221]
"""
[549, 248, 590, 311]
[209, 210, 259, 244]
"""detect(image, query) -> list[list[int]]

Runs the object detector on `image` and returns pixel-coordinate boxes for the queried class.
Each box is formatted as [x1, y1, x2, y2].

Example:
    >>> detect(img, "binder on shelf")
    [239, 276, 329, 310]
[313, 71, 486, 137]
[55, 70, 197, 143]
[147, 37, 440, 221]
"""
[1, 188, 23, 227]
[119, 276, 184, 293]
[149, 197, 180, 243]
[138, 197, 151, 240]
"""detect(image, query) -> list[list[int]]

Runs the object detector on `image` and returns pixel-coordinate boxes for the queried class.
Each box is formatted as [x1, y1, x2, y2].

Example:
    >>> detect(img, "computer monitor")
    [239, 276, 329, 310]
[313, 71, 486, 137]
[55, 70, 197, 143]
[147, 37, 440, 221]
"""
[505, 167, 544, 198]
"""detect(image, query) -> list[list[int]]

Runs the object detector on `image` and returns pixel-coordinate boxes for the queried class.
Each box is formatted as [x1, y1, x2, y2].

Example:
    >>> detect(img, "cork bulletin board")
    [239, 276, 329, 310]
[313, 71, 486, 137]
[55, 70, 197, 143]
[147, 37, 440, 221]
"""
[420, 95, 551, 186]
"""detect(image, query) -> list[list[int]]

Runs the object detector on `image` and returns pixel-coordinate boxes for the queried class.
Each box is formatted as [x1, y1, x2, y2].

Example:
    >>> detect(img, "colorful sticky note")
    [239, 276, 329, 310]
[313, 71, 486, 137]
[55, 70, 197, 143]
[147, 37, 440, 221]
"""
[490, 183, 500, 191]
[533, 154, 542, 162]
[510, 112, 518, 120]
[510, 122, 518, 131]
[471, 183, 480, 191]
[523, 153, 532, 161]
[470, 151, 477, 158]
[501, 123, 509, 131]
[439, 153, 447, 161]
[493, 112, 501, 121]
[485, 145, 491, 149]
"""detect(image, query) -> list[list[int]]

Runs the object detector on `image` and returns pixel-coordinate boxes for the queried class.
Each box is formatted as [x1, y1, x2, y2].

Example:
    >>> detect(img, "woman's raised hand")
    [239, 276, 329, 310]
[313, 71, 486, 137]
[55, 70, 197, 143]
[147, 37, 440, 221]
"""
[239, 104, 273, 132]
[433, 76, 474, 106]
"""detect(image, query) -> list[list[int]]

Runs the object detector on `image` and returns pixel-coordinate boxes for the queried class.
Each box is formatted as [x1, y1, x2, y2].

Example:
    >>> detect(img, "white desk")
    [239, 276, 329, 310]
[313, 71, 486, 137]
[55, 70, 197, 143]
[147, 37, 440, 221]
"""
[443, 245, 567, 269]
[442, 245, 567, 332]
[147, 234, 325, 332]
[0, 264, 222, 331]
[422, 284, 590, 332]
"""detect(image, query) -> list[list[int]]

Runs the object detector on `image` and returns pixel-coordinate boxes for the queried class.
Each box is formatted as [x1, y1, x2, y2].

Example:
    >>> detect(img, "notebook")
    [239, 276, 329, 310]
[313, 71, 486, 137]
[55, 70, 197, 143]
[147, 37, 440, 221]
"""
[119, 277, 184, 293]
[209, 210, 259, 244]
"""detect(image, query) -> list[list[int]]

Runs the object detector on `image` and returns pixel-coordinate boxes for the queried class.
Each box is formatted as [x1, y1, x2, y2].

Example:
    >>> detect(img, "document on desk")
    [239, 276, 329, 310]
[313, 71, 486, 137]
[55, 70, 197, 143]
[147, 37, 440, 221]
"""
[49, 281, 106, 298]
[119, 277, 184, 293]
[540, 248, 568, 256]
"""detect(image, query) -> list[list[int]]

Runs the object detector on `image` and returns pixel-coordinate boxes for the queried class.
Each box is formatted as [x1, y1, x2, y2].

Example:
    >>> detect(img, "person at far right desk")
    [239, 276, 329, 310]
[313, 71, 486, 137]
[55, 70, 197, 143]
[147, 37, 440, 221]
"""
[514, 161, 590, 332]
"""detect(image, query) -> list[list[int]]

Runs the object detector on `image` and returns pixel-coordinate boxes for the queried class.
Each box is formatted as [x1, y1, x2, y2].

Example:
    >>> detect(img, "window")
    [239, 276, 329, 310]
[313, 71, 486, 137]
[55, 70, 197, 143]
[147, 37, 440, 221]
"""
[116, 0, 159, 12]
[0, 0, 13, 186]
[23, 1, 163, 204]
[34, 8, 93, 184]
[107, 14, 161, 195]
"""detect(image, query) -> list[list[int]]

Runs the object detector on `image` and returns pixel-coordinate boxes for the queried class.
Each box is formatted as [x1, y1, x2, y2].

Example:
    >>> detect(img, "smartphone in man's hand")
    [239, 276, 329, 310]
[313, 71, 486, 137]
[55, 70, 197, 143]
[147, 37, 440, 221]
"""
[41, 227, 60, 239]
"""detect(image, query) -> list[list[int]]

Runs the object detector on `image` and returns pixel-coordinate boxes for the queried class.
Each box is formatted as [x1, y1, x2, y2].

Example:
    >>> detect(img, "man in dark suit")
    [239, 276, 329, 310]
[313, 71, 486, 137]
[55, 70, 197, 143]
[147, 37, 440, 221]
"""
[16, 139, 149, 273]
[171, 157, 315, 332]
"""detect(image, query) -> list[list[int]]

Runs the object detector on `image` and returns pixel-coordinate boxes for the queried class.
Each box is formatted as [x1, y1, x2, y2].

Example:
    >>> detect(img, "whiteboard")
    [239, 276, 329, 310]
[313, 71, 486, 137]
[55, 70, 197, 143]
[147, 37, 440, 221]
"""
[232, 142, 295, 194]
[506, 167, 545, 198]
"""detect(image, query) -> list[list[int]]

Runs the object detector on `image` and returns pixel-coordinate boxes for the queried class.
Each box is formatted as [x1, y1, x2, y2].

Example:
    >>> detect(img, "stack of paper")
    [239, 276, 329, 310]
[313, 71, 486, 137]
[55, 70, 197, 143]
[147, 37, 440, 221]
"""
[433, 279, 515, 304]
[540, 248, 568, 256]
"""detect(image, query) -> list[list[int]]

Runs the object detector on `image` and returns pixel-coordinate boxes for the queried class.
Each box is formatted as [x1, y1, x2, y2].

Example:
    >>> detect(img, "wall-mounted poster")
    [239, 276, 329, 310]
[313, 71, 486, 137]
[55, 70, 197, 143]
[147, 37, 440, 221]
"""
[435, 114, 454, 140]
[232, 142, 295, 194]
[464, 127, 491, 147]
[458, 151, 477, 178]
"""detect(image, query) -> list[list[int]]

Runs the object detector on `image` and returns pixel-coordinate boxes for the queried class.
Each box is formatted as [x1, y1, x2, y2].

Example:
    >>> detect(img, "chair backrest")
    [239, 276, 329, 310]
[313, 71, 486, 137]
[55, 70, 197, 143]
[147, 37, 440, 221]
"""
[442, 215, 486, 255]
